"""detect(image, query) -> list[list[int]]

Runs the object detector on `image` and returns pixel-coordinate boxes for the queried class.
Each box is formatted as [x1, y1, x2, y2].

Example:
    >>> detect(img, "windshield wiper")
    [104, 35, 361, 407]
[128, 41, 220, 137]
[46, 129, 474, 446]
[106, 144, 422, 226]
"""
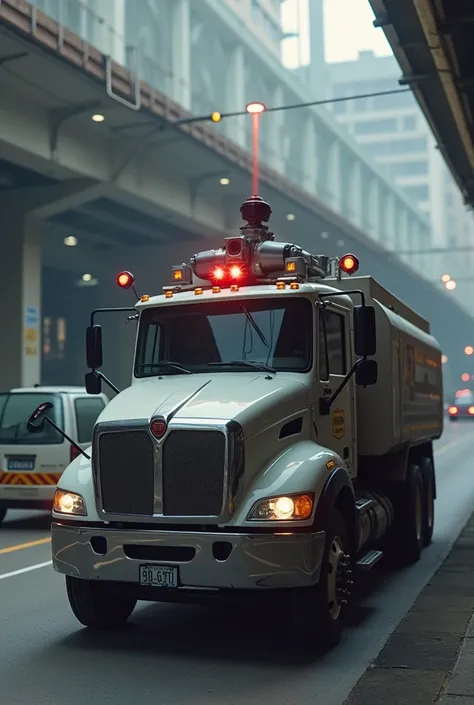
[240, 305, 269, 348]
[208, 360, 275, 373]
[139, 361, 193, 375]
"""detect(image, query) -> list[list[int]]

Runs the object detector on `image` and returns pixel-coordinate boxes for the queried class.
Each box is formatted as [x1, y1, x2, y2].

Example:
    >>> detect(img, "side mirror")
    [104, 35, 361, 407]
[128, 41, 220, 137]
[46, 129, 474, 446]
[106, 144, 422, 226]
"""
[86, 325, 103, 369]
[85, 371, 102, 395]
[355, 359, 378, 386]
[27, 401, 53, 433]
[354, 305, 376, 357]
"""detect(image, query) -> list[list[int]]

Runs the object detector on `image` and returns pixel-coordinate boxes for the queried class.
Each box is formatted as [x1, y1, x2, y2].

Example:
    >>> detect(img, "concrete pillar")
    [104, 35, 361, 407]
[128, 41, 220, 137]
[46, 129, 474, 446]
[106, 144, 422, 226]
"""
[369, 177, 378, 239]
[302, 114, 317, 196]
[351, 160, 362, 227]
[172, 0, 191, 110]
[399, 208, 409, 252]
[386, 193, 397, 250]
[308, 0, 327, 100]
[0, 210, 41, 389]
[225, 43, 246, 148]
[112, 0, 126, 65]
[329, 139, 341, 212]
[0, 179, 107, 388]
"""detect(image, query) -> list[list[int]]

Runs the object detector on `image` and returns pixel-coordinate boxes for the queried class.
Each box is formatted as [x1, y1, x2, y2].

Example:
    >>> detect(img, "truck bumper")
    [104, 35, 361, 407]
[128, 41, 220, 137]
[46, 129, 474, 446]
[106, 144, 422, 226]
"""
[51, 522, 326, 590]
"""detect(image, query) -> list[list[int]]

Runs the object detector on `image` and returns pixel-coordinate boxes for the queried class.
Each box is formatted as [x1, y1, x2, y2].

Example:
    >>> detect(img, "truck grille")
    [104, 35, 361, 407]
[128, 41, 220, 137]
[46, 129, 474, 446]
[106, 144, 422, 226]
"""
[162, 429, 226, 516]
[98, 431, 155, 515]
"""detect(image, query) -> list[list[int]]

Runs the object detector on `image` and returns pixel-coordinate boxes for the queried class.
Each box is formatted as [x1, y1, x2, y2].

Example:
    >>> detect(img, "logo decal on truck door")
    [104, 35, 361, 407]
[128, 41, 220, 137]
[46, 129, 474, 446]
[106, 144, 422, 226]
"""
[332, 409, 345, 439]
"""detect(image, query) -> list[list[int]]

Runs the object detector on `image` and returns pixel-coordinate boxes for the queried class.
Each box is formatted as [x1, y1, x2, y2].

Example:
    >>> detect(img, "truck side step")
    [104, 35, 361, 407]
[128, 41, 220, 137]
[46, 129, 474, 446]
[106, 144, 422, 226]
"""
[356, 498, 375, 512]
[356, 549, 384, 571]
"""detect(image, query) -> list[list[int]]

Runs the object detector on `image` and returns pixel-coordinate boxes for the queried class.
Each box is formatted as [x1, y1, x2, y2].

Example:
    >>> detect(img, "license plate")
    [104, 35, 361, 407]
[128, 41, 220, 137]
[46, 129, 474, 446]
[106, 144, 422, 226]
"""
[139, 564, 178, 588]
[7, 458, 35, 471]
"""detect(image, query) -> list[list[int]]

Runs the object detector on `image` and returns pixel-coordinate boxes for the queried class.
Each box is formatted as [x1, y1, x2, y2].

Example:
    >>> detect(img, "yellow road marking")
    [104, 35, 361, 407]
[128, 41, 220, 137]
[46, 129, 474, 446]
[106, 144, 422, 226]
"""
[0, 537, 51, 555]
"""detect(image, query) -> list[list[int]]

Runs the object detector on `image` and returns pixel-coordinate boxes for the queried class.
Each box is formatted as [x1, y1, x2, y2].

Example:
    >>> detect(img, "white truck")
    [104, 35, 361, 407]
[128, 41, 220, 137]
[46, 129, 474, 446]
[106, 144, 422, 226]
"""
[31, 196, 443, 650]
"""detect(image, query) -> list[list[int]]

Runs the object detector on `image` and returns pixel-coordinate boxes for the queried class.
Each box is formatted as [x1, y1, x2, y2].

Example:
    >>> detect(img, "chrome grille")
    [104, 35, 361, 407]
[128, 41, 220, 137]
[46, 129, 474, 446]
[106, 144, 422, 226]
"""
[98, 430, 154, 515]
[162, 429, 226, 516]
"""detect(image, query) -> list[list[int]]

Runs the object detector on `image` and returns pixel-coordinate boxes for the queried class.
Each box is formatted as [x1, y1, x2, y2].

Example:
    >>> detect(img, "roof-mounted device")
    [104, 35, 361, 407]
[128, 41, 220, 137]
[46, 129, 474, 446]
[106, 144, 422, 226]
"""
[163, 196, 360, 293]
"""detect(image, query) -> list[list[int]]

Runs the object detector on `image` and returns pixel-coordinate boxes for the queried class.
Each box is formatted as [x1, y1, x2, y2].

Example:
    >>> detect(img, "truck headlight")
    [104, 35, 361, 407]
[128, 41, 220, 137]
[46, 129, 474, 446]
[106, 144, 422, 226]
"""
[53, 489, 87, 516]
[248, 493, 314, 521]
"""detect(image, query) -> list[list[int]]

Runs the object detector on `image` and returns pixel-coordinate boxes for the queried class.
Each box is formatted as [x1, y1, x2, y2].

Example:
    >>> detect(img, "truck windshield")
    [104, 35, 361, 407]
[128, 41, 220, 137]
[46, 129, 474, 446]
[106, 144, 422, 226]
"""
[135, 297, 313, 377]
[0, 393, 64, 445]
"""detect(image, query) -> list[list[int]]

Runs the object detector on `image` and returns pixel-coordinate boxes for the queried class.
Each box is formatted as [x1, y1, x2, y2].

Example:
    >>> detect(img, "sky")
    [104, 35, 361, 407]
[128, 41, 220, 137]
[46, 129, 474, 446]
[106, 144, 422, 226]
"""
[281, 0, 393, 67]
[323, 0, 392, 62]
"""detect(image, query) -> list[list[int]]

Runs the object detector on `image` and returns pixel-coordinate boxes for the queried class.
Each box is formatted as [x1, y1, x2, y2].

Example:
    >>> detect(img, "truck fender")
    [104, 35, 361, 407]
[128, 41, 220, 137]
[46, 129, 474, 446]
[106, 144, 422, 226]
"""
[231, 440, 346, 528]
[313, 467, 358, 557]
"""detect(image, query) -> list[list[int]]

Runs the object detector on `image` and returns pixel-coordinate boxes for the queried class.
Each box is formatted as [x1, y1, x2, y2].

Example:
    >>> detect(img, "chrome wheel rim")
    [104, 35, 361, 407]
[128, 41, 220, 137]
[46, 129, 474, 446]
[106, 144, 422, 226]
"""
[327, 535, 344, 620]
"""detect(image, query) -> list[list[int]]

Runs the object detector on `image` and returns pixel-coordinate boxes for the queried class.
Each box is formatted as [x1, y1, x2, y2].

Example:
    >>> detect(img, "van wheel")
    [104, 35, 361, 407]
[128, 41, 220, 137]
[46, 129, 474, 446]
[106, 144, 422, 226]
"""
[288, 508, 352, 651]
[0, 508, 7, 525]
[66, 576, 137, 629]
[420, 457, 435, 546]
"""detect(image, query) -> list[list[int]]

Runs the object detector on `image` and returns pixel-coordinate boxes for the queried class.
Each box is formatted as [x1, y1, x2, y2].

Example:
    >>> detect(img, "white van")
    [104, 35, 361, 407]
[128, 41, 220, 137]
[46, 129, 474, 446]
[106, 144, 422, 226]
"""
[0, 386, 108, 524]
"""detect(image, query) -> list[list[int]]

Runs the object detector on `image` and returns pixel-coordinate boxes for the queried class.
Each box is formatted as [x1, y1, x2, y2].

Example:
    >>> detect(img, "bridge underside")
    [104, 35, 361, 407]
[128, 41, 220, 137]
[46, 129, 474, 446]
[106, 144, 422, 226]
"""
[370, 0, 474, 208]
[0, 1, 471, 390]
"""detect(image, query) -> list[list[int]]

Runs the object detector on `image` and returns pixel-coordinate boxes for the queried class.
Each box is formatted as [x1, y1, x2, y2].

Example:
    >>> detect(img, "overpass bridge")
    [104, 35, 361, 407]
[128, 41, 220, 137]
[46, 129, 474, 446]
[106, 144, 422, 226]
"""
[0, 0, 471, 390]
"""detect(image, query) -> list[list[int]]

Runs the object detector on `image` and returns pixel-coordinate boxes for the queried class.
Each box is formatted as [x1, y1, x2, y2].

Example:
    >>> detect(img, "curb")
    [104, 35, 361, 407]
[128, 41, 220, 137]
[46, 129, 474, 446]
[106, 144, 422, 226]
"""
[344, 514, 474, 705]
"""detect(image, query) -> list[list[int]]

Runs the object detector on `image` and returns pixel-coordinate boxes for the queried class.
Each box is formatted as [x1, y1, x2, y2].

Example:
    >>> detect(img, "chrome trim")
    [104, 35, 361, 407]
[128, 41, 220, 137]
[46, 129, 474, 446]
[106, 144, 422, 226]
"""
[92, 417, 244, 524]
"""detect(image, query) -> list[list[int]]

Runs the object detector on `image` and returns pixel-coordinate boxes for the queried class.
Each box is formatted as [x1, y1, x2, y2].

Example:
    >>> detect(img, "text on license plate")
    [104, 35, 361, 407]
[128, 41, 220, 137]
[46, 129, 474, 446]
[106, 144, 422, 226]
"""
[7, 459, 35, 471]
[139, 564, 178, 588]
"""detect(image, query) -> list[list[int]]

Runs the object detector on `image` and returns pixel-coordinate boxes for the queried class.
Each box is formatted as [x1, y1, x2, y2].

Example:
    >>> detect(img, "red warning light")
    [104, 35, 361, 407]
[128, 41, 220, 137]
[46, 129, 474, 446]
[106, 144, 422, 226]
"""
[210, 264, 244, 283]
[116, 271, 135, 289]
[229, 265, 243, 279]
[212, 266, 226, 281]
[339, 254, 359, 275]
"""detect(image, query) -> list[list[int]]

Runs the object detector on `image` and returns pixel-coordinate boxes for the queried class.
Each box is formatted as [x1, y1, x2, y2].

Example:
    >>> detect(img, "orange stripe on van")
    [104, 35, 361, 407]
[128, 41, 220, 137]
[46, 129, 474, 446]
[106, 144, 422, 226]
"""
[0, 471, 61, 486]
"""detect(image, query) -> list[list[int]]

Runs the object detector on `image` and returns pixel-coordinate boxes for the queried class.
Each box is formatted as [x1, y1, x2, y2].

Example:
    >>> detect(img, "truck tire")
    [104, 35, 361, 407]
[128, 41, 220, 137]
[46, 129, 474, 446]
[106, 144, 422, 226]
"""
[0, 508, 7, 525]
[288, 508, 352, 651]
[66, 576, 137, 629]
[420, 457, 435, 547]
[387, 464, 424, 565]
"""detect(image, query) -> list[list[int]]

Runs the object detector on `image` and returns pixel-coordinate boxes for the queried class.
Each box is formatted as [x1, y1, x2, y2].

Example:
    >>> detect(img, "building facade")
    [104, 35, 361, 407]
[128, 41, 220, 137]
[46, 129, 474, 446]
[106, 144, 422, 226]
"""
[326, 50, 474, 306]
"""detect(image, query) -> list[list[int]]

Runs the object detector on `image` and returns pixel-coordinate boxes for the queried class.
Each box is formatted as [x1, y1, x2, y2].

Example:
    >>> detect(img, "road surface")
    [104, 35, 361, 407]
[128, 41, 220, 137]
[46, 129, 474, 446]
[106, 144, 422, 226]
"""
[1, 421, 474, 705]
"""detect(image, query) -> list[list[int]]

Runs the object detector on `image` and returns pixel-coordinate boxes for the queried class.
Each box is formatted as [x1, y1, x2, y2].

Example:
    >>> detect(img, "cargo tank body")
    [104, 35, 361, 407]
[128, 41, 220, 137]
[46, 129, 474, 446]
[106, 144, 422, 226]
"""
[332, 275, 443, 459]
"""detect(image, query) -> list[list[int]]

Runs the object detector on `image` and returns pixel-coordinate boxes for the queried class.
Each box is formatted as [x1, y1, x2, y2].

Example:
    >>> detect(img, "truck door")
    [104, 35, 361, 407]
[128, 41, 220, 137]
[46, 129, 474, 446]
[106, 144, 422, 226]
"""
[316, 304, 356, 475]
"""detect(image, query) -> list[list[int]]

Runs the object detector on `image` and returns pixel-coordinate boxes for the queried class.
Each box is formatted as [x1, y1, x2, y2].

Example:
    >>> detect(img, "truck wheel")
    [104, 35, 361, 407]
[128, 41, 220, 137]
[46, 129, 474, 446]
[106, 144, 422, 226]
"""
[0, 508, 7, 525]
[66, 576, 137, 629]
[420, 458, 435, 547]
[388, 464, 424, 565]
[289, 508, 352, 651]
